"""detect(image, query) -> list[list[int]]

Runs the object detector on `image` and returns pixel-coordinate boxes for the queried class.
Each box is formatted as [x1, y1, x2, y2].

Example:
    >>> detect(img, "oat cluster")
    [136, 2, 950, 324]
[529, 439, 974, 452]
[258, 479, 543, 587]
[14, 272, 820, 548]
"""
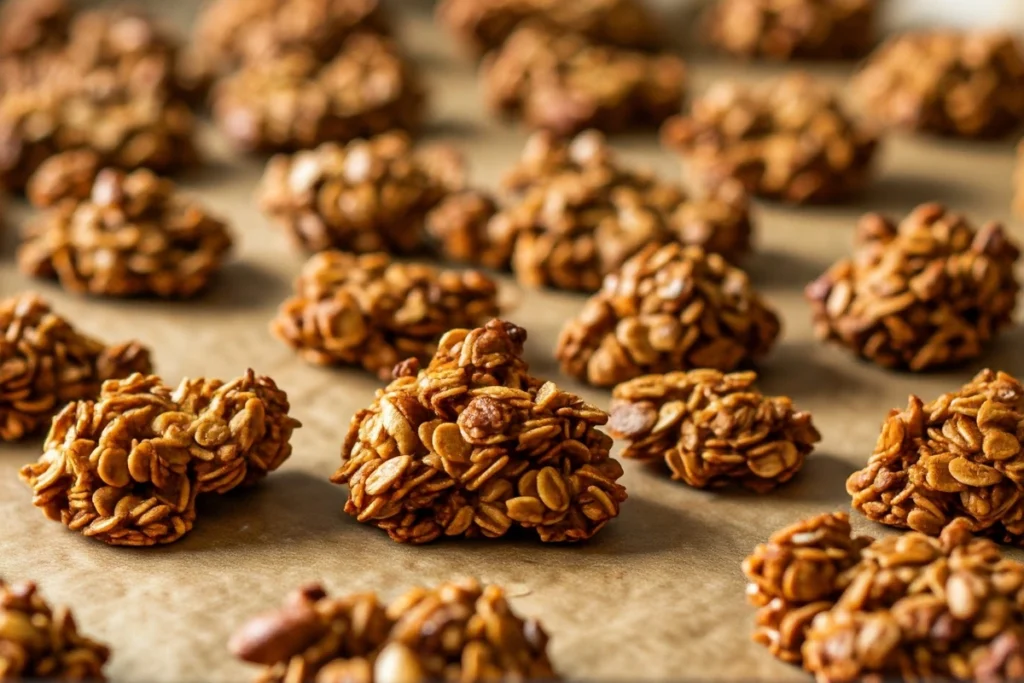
[0, 0, 199, 189]
[0, 578, 110, 680]
[608, 370, 819, 492]
[661, 73, 879, 204]
[258, 132, 460, 253]
[483, 25, 685, 136]
[744, 513, 1024, 681]
[18, 159, 234, 298]
[704, 0, 877, 61]
[332, 319, 627, 544]
[556, 243, 780, 388]
[853, 31, 1024, 139]
[806, 204, 1020, 371]
[848, 369, 1024, 545]
[0, 293, 152, 442]
[271, 251, 500, 379]
[437, 0, 660, 55]
[229, 579, 558, 683]
[19, 371, 301, 546]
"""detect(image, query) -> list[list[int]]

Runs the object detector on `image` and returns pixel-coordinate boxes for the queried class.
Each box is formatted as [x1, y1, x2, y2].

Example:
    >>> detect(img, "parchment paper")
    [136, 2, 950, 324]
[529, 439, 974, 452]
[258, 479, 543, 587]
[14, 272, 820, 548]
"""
[2, 2, 1023, 681]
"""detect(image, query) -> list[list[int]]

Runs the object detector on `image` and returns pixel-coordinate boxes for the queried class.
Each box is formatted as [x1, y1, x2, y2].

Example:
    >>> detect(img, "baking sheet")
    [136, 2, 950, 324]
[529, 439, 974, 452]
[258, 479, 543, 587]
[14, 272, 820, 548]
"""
[2, 2, 1024, 681]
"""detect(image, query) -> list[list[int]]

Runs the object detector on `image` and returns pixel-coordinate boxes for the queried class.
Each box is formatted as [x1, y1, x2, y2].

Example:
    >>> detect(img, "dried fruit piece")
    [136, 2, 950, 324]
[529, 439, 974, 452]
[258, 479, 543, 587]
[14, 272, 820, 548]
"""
[608, 370, 819, 492]
[483, 25, 685, 135]
[0, 578, 110, 679]
[0, 293, 151, 442]
[848, 369, 1024, 546]
[18, 163, 233, 298]
[807, 204, 1019, 371]
[257, 133, 459, 253]
[661, 73, 879, 204]
[853, 30, 1024, 138]
[19, 370, 301, 546]
[212, 34, 424, 154]
[556, 243, 780, 387]
[271, 251, 500, 379]
[437, 0, 660, 56]
[332, 319, 627, 543]
[704, 0, 877, 61]
[230, 579, 558, 683]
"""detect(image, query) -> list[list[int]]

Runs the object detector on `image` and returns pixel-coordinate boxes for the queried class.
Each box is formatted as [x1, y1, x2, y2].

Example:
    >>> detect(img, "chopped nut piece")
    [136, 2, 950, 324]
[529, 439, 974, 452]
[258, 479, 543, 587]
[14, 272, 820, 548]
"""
[848, 369, 1024, 545]
[0, 293, 152, 442]
[745, 515, 1024, 680]
[556, 243, 780, 387]
[0, 578, 110, 680]
[609, 370, 819, 492]
[332, 319, 627, 543]
[271, 251, 501, 379]
[704, 0, 877, 61]
[483, 25, 685, 135]
[661, 73, 879, 204]
[19, 164, 233, 298]
[230, 579, 558, 683]
[19, 370, 301, 546]
[257, 133, 457, 253]
[807, 204, 1019, 371]
[853, 30, 1024, 138]
[437, 0, 660, 56]
[212, 34, 424, 154]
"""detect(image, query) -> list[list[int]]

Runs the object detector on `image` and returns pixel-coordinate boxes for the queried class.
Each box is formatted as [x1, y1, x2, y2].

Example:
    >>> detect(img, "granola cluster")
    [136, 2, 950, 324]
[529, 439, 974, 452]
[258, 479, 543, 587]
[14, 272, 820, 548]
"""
[661, 73, 879, 204]
[271, 251, 500, 379]
[608, 370, 819, 492]
[556, 243, 781, 388]
[19, 371, 301, 546]
[0, 578, 110, 680]
[230, 579, 558, 683]
[437, 0, 660, 55]
[848, 369, 1024, 545]
[258, 133, 460, 253]
[18, 157, 234, 298]
[0, 293, 152, 442]
[744, 513, 1024, 681]
[332, 319, 627, 544]
[853, 31, 1024, 139]
[806, 204, 1020, 371]
[483, 25, 685, 135]
[704, 0, 877, 61]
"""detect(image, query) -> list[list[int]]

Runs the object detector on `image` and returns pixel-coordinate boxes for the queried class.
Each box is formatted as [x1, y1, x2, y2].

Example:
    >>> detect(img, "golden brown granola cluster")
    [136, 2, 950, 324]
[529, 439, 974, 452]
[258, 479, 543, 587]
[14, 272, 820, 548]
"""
[806, 204, 1020, 371]
[230, 579, 558, 683]
[19, 371, 301, 546]
[332, 319, 627, 544]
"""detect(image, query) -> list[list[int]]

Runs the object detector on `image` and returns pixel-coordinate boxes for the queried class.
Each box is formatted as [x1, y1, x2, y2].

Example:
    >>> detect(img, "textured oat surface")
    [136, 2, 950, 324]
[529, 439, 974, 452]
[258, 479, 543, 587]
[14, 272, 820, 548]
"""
[2, 1, 1024, 681]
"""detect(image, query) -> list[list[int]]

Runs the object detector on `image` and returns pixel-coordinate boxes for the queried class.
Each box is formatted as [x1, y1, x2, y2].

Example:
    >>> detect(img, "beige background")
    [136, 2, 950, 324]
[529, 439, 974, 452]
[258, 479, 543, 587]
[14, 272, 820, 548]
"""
[2, 1, 1024, 681]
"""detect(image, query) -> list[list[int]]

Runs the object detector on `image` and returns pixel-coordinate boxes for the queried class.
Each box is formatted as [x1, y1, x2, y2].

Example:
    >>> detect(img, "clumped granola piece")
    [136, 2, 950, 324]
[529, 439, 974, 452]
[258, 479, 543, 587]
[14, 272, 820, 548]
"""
[661, 74, 879, 204]
[212, 34, 424, 154]
[19, 164, 233, 298]
[704, 0, 877, 61]
[230, 579, 558, 683]
[608, 370, 819, 492]
[258, 133, 458, 253]
[852, 31, 1024, 139]
[806, 204, 1019, 371]
[556, 243, 780, 388]
[0, 578, 110, 680]
[0, 0, 72, 59]
[19, 370, 301, 546]
[437, 0, 660, 56]
[483, 25, 685, 136]
[848, 369, 1024, 545]
[332, 319, 627, 544]
[271, 251, 501, 379]
[424, 190, 501, 266]
[25, 149, 102, 208]
[0, 293, 152, 442]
